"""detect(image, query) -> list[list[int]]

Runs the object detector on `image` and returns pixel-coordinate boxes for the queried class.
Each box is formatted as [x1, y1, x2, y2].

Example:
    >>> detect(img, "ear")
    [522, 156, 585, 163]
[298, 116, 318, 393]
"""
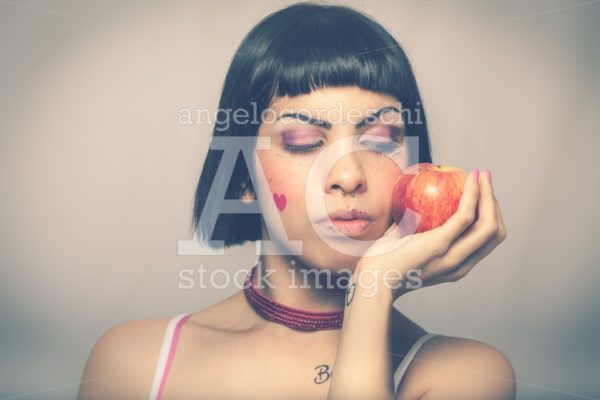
[240, 181, 256, 202]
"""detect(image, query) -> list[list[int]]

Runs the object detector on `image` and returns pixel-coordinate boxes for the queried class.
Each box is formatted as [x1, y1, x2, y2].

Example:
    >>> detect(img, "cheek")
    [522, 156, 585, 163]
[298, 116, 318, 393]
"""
[257, 153, 309, 212]
[375, 153, 404, 176]
[368, 157, 404, 202]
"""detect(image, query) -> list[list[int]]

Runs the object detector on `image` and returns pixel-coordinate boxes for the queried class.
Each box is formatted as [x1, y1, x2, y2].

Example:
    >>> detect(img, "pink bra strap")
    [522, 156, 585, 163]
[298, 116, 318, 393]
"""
[150, 313, 192, 400]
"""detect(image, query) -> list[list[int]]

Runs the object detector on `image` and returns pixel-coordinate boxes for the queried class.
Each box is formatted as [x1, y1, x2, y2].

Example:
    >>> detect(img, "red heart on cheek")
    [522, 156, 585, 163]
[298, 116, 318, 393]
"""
[273, 193, 287, 211]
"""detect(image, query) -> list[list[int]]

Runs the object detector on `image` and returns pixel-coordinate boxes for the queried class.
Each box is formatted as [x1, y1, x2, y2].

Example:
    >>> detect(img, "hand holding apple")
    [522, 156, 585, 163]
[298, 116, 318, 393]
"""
[391, 163, 469, 234]
[358, 166, 505, 298]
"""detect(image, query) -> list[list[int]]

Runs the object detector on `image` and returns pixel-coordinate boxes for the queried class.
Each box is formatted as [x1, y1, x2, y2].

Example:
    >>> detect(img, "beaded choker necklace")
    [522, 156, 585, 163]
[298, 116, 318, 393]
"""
[243, 264, 344, 331]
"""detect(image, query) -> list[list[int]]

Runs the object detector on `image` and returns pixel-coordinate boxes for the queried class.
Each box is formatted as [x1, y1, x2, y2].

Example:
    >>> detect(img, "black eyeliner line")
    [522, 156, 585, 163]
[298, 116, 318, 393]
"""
[277, 106, 401, 130]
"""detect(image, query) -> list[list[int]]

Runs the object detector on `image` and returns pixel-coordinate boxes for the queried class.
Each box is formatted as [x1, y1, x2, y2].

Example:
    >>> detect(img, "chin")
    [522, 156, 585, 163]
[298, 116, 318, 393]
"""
[306, 241, 363, 275]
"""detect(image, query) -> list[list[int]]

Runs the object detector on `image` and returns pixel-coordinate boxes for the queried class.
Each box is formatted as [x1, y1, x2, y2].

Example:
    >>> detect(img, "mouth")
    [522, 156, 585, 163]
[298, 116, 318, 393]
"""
[314, 209, 375, 239]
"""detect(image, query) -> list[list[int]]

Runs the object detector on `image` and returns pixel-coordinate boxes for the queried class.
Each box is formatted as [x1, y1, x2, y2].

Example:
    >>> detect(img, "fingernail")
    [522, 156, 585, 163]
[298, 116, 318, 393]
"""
[487, 170, 492, 184]
[473, 169, 480, 181]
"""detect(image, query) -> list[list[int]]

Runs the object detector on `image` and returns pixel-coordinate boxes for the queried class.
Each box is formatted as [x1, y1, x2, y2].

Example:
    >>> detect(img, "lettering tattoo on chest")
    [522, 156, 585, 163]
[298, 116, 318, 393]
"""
[313, 364, 333, 384]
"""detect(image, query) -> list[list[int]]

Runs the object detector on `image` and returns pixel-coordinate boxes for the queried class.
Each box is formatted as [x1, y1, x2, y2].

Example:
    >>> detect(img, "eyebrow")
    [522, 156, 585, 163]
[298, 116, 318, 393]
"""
[275, 106, 401, 130]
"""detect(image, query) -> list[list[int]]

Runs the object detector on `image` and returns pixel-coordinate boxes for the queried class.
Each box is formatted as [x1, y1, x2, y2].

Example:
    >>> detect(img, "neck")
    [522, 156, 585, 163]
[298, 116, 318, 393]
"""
[252, 254, 348, 312]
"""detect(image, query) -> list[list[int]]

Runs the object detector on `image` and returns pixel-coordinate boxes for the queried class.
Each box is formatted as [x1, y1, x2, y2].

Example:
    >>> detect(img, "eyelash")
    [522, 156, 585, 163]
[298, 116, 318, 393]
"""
[283, 141, 325, 155]
[284, 141, 401, 156]
[361, 140, 402, 154]
[283, 128, 403, 156]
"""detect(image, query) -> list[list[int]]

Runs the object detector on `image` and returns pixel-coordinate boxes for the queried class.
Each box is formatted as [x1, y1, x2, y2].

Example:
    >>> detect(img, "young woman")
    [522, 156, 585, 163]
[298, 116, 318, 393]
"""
[78, 3, 514, 399]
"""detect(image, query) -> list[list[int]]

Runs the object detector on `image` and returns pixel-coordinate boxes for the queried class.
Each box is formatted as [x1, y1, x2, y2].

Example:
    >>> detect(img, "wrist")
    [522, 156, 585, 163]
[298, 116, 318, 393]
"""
[354, 262, 414, 300]
[350, 265, 396, 304]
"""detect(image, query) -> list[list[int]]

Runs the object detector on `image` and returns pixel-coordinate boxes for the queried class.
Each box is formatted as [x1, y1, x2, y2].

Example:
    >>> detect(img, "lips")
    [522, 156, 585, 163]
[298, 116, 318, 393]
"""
[314, 209, 375, 238]
[316, 209, 375, 223]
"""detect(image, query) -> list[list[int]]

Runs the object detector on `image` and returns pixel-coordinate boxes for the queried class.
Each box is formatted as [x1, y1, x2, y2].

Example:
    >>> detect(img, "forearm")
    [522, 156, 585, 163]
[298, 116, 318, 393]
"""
[327, 266, 396, 400]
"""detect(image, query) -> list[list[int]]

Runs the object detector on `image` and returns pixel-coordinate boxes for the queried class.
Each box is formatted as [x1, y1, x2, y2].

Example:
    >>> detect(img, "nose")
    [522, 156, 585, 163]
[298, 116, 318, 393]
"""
[325, 151, 367, 197]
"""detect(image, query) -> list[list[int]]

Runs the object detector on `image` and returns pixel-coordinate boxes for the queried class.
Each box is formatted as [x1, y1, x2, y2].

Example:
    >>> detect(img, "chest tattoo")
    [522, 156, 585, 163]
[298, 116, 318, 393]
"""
[314, 364, 333, 384]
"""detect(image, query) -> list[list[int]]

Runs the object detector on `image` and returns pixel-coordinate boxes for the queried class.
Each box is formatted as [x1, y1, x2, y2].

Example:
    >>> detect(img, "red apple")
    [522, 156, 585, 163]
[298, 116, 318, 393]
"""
[391, 163, 468, 233]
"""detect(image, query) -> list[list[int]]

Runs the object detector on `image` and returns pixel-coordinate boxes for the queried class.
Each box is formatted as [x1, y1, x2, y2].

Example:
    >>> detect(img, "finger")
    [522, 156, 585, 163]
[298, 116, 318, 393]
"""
[443, 212, 503, 283]
[434, 169, 498, 272]
[425, 233, 500, 286]
[432, 169, 480, 252]
[479, 171, 506, 241]
[493, 194, 508, 241]
[432, 178, 508, 284]
[486, 171, 506, 240]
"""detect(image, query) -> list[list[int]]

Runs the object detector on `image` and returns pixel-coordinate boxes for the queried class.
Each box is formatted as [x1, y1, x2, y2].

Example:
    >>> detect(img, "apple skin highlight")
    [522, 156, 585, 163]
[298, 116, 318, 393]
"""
[391, 163, 468, 233]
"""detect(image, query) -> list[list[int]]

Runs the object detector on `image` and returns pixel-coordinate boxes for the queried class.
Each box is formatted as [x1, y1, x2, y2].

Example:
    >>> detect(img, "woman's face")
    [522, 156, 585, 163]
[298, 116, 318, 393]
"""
[253, 86, 408, 273]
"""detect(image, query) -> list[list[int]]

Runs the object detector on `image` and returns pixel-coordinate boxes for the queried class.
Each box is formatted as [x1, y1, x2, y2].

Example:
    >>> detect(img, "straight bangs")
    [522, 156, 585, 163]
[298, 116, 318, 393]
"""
[247, 5, 423, 131]
[192, 3, 432, 248]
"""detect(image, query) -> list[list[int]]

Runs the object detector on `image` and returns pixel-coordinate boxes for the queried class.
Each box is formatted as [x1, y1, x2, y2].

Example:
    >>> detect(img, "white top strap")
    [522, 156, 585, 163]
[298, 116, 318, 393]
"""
[393, 333, 440, 394]
[148, 313, 190, 400]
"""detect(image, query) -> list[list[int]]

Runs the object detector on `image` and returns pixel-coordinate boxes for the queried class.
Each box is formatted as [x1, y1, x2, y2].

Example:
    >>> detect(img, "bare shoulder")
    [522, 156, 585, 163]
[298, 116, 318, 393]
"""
[77, 317, 172, 399]
[77, 291, 255, 399]
[398, 334, 516, 400]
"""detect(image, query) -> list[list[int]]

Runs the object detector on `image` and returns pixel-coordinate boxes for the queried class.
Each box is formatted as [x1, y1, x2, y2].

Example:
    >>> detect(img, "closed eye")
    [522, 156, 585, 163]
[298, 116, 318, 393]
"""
[283, 141, 324, 155]
[281, 124, 404, 156]
[358, 140, 402, 154]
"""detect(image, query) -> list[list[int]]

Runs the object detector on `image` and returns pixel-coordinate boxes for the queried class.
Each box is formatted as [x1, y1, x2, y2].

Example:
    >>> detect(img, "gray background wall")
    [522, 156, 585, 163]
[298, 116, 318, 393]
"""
[1, 1, 599, 399]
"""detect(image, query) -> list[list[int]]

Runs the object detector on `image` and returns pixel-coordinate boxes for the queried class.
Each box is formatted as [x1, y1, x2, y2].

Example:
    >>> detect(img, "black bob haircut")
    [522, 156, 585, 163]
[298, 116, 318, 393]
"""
[191, 1, 433, 249]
